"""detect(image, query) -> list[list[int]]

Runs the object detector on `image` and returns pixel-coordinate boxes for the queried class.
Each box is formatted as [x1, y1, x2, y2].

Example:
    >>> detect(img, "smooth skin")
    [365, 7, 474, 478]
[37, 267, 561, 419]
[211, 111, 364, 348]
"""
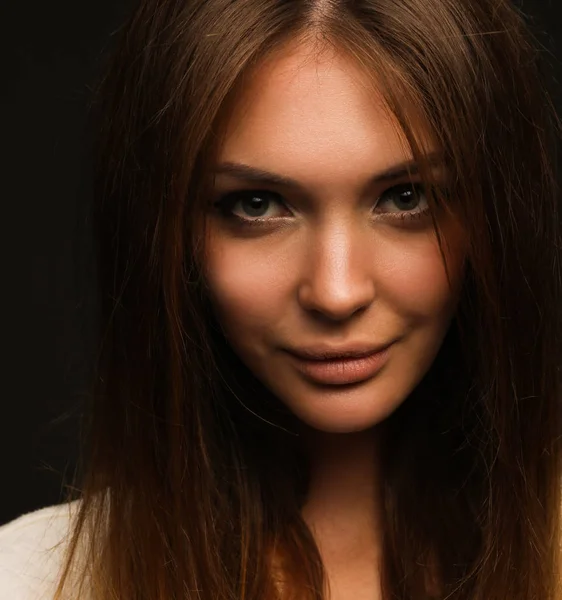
[204, 38, 466, 599]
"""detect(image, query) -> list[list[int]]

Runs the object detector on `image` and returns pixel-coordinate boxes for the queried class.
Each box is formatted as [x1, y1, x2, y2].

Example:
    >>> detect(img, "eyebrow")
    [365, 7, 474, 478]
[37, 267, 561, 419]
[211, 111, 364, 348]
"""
[213, 152, 444, 189]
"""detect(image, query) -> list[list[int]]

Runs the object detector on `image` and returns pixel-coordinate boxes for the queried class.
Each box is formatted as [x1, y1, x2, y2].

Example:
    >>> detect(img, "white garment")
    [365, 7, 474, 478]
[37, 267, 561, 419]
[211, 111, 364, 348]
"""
[0, 501, 81, 600]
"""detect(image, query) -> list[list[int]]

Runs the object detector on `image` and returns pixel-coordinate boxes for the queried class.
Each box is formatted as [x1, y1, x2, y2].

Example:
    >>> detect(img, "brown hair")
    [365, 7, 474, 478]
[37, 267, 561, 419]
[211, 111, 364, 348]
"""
[53, 0, 562, 598]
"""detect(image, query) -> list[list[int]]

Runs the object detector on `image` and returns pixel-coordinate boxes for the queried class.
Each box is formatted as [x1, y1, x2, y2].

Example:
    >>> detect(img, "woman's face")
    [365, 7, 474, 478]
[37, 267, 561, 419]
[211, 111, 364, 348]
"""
[203, 40, 466, 433]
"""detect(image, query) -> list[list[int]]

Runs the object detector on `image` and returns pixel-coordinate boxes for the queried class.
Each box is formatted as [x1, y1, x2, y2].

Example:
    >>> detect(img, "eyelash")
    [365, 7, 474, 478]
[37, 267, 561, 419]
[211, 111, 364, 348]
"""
[212, 182, 437, 228]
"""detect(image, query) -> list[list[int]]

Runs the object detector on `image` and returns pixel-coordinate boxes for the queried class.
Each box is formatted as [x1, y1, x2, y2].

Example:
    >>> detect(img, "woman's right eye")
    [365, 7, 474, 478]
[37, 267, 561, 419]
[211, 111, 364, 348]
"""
[213, 190, 290, 224]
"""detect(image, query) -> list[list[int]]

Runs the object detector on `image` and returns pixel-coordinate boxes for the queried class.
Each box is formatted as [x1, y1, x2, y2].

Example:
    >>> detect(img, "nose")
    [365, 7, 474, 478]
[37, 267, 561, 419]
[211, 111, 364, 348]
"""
[297, 226, 376, 322]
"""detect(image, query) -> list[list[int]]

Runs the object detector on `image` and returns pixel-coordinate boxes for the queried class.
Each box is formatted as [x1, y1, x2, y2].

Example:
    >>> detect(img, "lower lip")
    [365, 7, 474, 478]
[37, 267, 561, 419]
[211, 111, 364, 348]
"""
[287, 346, 392, 385]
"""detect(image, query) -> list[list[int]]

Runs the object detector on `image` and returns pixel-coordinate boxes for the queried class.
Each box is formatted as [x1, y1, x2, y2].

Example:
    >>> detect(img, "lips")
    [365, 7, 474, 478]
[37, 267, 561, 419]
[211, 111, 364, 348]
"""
[285, 344, 393, 385]
[286, 342, 392, 361]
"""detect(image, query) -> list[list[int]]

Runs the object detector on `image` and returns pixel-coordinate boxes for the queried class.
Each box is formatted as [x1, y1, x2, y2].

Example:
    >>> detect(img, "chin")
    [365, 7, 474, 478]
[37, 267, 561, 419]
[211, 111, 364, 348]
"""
[286, 390, 405, 434]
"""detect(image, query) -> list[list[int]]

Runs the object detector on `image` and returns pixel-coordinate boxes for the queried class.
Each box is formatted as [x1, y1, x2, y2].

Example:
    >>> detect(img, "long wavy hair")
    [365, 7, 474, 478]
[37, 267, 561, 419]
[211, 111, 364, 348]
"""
[52, 0, 562, 598]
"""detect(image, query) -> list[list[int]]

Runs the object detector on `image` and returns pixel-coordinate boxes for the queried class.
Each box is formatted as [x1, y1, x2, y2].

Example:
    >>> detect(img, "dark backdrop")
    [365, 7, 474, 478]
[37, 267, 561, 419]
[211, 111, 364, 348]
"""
[2, 0, 132, 525]
[2, 0, 562, 526]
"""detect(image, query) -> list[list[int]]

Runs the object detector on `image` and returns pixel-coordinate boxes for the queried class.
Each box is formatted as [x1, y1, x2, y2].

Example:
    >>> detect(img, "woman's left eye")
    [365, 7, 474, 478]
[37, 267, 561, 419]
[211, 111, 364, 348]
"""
[212, 183, 433, 226]
[375, 182, 430, 220]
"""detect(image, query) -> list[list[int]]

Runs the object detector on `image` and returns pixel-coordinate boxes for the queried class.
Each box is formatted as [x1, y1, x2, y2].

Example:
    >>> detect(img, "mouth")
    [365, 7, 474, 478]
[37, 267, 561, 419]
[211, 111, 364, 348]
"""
[285, 344, 393, 386]
[285, 342, 393, 361]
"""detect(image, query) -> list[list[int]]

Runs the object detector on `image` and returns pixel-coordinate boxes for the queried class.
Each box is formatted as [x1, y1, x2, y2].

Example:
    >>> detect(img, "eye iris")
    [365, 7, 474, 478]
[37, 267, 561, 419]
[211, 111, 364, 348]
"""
[242, 194, 269, 217]
[394, 187, 419, 211]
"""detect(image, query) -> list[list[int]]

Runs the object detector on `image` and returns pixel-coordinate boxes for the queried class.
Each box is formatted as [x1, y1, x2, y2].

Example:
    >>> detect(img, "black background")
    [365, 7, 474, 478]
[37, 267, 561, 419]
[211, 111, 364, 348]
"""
[2, 0, 561, 526]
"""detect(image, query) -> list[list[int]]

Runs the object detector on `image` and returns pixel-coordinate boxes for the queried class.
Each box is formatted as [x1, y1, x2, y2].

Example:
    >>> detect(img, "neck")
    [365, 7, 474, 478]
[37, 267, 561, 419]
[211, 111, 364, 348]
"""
[300, 427, 383, 569]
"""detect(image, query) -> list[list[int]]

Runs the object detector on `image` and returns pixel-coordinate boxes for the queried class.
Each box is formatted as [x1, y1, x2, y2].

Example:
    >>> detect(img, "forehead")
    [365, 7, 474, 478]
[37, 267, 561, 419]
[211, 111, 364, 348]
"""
[218, 40, 413, 176]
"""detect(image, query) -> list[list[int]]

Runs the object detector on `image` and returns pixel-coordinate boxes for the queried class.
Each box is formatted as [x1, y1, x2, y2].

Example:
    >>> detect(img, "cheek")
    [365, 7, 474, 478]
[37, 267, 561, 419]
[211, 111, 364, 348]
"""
[373, 232, 465, 322]
[203, 237, 290, 330]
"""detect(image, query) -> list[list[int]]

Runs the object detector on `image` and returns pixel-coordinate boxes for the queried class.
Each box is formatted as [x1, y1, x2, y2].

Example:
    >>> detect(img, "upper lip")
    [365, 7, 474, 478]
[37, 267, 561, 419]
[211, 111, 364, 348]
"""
[285, 342, 392, 361]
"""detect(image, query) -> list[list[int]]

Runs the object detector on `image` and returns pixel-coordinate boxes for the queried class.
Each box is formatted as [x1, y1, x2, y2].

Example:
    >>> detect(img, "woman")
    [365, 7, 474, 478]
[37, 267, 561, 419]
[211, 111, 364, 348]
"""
[2, 0, 561, 598]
